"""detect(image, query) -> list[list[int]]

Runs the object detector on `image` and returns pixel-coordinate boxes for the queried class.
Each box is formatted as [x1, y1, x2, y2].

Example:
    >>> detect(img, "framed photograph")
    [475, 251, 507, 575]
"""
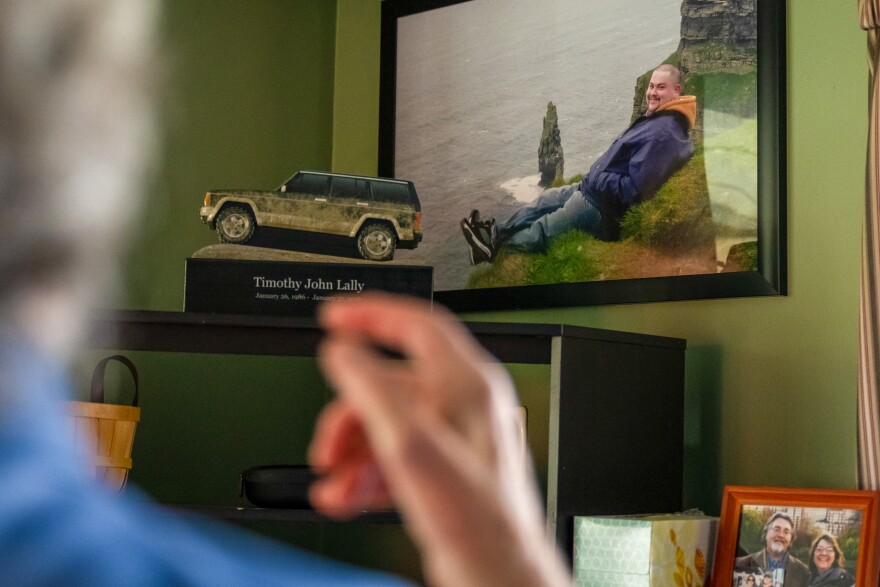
[711, 486, 880, 587]
[378, 0, 786, 311]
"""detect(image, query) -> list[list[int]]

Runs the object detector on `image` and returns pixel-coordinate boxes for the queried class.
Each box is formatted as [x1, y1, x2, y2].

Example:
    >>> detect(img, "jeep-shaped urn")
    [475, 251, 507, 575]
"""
[199, 171, 423, 262]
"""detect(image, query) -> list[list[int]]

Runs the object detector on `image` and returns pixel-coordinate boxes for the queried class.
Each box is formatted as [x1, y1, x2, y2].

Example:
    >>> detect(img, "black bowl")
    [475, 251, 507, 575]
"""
[240, 464, 317, 509]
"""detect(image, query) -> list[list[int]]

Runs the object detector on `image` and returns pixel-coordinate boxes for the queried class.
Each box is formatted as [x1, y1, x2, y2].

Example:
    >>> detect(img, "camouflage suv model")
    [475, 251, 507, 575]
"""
[199, 171, 422, 262]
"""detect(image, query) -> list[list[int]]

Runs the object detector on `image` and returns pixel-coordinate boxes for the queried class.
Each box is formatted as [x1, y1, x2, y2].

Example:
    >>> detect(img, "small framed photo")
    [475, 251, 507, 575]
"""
[711, 486, 880, 587]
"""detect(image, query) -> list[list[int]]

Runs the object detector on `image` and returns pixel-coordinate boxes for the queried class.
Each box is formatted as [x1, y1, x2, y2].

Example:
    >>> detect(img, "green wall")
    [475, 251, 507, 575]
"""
[115, 0, 340, 496]
[124, 0, 338, 309]
[99, 0, 427, 579]
[333, 0, 382, 174]
[333, 0, 867, 513]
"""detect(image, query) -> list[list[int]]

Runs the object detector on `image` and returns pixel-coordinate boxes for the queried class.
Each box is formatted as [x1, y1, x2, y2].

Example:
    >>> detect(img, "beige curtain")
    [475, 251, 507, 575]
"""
[860, 0, 880, 490]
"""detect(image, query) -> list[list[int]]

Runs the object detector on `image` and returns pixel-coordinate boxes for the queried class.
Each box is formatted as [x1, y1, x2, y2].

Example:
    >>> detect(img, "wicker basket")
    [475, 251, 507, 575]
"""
[68, 355, 140, 492]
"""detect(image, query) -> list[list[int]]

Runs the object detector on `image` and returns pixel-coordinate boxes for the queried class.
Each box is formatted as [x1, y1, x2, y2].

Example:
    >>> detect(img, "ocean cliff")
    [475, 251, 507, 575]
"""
[677, 0, 757, 74]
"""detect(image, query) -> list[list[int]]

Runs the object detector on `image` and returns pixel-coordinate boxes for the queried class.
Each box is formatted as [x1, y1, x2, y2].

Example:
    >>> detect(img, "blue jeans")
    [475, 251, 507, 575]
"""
[495, 182, 602, 253]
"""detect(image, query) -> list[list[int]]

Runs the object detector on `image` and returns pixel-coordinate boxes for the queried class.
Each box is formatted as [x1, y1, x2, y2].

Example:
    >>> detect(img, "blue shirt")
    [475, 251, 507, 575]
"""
[765, 551, 788, 571]
[0, 337, 410, 586]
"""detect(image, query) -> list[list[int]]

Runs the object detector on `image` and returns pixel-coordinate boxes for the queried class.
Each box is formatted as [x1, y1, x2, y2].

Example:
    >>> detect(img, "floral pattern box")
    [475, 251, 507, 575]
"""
[574, 513, 718, 587]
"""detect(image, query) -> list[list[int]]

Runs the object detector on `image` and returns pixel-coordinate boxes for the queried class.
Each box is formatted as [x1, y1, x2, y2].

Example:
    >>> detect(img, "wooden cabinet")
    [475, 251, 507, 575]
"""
[90, 310, 685, 558]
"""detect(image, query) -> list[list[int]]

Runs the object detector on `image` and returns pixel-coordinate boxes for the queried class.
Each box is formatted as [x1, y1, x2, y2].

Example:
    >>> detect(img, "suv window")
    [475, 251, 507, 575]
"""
[371, 181, 411, 205]
[294, 173, 330, 196]
[331, 176, 370, 200]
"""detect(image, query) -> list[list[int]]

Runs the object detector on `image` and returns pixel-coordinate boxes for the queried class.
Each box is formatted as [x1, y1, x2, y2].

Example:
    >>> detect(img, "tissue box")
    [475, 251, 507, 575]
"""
[574, 513, 719, 587]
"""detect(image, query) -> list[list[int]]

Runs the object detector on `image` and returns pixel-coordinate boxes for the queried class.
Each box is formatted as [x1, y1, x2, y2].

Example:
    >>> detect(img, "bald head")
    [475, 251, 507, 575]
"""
[654, 64, 683, 85]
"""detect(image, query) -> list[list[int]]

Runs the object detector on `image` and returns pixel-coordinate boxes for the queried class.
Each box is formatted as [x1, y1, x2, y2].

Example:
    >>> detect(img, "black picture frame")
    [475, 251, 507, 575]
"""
[379, 0, 786, 312]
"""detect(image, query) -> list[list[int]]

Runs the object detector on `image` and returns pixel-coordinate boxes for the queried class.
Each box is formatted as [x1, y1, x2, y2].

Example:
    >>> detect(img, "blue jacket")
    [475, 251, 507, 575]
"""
[579, 96, 696, 240]
[0, 336, 410, 586]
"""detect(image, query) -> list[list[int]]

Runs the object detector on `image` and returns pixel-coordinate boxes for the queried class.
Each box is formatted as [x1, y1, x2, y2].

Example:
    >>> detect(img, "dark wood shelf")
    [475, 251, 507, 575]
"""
[94, 309, 686, 558]
[171, 504, 401, 524]
[88, 309, 683, 365]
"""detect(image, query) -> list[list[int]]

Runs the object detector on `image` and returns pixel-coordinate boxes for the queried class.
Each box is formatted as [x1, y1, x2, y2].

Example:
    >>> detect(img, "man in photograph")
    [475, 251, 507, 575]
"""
[734, 512, 809, 587]
[460, 63, 696, 265]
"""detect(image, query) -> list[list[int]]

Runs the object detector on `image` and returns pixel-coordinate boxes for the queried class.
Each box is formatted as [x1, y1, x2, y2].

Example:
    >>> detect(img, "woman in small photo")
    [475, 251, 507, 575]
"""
[807, 533, 854, 587]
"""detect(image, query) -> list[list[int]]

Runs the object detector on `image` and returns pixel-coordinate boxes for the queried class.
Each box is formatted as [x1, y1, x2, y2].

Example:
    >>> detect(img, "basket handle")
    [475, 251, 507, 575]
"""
[90, 355, 139, 407]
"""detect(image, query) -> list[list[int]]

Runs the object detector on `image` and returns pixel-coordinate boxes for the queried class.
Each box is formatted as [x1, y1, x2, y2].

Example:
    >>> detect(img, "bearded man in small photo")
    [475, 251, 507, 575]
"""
[734, 512, 809, 587]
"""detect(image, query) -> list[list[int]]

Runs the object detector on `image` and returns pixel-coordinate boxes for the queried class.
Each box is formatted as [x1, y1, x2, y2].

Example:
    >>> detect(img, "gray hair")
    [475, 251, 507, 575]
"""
[0, 1, 158, 352]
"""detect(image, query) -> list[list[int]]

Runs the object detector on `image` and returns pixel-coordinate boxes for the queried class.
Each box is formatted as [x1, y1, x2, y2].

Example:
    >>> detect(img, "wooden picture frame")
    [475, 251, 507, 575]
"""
[711, 486, 880, 587]
[379, 0, 787, 311]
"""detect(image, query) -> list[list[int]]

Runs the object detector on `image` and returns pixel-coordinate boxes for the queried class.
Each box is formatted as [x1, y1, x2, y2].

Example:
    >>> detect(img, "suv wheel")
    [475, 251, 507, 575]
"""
[216, 206, 255, 244]
[357, 223, 396, 261]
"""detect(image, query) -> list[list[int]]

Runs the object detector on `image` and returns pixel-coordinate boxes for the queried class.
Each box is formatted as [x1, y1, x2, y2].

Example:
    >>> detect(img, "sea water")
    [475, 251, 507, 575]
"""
[392, 0, 681, 290]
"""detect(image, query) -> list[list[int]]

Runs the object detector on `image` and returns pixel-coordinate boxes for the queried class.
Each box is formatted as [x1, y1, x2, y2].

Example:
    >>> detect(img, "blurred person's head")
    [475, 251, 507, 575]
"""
[0, 0, 158, 357]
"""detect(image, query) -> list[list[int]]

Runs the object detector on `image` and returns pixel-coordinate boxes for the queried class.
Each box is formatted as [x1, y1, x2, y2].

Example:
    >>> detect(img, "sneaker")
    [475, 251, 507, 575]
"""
[479, 217, 496, 246]
[468, 209, 494, 231]
[468, 209, 497, 244]
[460, 218, 494, 265]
